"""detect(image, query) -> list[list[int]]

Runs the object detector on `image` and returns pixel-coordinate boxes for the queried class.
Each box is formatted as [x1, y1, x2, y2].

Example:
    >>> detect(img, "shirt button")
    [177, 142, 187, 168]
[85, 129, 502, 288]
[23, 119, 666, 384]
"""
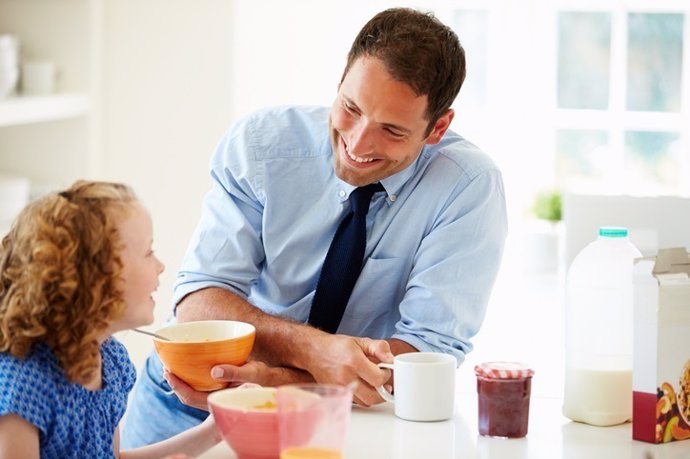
[389, 194, 397, 202]
[339, 190, 346, 198]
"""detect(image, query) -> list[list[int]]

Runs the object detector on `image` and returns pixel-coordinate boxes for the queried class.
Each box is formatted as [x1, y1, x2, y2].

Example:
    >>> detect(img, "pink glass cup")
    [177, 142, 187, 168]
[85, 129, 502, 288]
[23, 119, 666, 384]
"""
[277, 384, 353, 459]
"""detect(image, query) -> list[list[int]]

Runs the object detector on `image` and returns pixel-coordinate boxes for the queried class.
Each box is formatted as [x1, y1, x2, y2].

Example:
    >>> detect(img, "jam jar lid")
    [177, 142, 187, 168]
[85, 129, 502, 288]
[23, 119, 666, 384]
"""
[474, 361, 534, 379]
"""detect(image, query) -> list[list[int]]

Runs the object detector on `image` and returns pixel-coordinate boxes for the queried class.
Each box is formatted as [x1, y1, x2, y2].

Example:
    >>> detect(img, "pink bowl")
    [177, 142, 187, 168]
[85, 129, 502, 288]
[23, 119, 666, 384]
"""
[207, 386, 278, 459]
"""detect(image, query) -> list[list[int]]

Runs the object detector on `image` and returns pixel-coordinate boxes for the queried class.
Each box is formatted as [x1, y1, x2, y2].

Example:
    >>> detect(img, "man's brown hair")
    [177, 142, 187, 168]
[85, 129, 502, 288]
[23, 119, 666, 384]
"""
[341, 8, 466, 135]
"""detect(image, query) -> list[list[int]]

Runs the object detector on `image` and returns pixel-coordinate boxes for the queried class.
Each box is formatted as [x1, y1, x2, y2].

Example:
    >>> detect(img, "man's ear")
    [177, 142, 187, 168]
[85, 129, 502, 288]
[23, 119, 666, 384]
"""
[425, 109, 454, 145]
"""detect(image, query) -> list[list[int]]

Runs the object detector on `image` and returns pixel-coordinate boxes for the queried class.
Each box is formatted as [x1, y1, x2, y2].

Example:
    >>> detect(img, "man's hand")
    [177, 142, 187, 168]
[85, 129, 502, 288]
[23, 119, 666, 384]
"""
[303, 334, 394, 406]
[210, 359, 314, 387]
[163, 370, 212, 411]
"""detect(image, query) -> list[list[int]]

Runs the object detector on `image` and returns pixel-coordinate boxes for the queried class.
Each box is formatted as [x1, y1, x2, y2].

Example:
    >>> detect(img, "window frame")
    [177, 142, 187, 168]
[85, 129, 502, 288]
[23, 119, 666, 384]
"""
[554, 0, 690, 195]
[426, 0, 690, 201]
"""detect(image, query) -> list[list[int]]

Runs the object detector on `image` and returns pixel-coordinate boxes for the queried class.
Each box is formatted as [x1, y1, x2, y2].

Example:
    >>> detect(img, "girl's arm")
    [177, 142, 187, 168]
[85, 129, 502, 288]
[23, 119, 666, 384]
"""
[0, 414, 40, 459]
[116, 415, 221, 459]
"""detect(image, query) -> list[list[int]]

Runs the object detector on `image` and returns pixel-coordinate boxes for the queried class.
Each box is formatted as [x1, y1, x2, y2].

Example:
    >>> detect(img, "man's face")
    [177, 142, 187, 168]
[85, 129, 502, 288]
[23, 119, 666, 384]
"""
[330, 56, 451, 187]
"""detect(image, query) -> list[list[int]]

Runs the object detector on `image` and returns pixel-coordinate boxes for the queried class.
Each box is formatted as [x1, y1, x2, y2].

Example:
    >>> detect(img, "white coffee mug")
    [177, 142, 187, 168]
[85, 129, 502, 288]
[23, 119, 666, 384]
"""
[377, 352, 457, 421]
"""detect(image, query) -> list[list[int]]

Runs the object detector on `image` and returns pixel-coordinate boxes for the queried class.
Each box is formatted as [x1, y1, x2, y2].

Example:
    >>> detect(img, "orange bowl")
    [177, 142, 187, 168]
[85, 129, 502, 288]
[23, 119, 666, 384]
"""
[207, 386, 279, 459]
[153, 320, 255, 391]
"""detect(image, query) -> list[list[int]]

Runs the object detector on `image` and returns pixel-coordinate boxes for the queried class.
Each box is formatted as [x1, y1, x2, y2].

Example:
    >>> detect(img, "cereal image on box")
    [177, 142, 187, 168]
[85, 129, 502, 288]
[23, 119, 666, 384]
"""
[678, 360, 690, 429]
[655, 379, 690, 442]
[633, 248, 690, 444]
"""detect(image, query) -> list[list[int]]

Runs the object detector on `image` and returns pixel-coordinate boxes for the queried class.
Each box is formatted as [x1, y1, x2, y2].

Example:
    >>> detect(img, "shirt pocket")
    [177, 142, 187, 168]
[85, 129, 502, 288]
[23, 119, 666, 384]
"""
[344, 256, 406, 320]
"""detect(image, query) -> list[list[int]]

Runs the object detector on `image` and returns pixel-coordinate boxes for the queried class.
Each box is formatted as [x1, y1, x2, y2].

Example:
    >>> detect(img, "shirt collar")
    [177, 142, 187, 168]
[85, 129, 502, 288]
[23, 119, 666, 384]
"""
[332, 146, 432, 202]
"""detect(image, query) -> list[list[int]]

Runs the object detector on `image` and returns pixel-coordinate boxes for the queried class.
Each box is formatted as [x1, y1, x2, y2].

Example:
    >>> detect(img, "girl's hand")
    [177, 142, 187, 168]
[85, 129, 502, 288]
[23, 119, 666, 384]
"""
[199, 414, 222, 447]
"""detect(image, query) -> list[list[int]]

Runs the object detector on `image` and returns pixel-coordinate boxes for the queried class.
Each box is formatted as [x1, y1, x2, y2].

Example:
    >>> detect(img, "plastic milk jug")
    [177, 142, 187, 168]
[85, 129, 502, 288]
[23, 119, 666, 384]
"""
[562, 227, 642, 426]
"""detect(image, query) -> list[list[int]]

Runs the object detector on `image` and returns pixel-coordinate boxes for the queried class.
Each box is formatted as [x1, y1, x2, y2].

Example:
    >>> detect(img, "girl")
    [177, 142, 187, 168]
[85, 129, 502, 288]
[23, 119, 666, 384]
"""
[0, 181, 220, 458]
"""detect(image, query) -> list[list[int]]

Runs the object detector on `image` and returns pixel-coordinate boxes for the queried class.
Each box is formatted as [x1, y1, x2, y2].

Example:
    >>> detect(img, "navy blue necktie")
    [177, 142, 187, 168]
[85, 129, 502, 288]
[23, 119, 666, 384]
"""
[309, 183, 383, 333]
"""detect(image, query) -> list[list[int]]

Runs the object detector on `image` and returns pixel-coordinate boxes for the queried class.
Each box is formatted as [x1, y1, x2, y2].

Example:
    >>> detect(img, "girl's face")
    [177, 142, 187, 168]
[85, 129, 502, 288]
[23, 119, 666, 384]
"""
[110, 202, 165, 333]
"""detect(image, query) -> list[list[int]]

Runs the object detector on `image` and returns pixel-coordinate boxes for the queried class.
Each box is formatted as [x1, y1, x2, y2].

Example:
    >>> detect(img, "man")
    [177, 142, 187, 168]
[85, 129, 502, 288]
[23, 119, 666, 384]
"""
[123, 7, 507, 447]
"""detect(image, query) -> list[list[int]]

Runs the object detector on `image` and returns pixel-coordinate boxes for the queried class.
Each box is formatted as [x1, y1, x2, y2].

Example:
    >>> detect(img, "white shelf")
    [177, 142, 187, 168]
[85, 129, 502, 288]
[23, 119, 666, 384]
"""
[0, 92, 90, 127]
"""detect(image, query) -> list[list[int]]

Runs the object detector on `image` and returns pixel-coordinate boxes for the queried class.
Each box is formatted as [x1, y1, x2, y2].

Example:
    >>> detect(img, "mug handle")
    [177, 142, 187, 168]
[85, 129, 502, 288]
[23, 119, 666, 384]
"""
[376, 362, 395, 402]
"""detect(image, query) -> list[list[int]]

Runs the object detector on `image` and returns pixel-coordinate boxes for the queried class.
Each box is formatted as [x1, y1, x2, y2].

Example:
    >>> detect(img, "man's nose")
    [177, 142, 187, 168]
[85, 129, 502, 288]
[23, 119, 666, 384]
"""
[348, 122, 375, 156]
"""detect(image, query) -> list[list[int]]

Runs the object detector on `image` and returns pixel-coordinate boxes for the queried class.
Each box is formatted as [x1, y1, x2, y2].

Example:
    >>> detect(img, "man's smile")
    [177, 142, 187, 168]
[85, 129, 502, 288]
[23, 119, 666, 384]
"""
[343, 137, 379, 165]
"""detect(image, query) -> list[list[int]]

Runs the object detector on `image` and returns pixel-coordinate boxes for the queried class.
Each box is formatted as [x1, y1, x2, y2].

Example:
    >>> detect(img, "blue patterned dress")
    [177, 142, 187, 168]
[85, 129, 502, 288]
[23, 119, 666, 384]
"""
[0, 337, 136, 458]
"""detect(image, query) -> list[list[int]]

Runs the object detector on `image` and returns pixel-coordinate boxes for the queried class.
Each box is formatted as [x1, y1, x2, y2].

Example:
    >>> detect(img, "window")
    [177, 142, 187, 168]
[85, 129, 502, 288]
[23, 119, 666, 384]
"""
[554, 4, 688, 196]
[452, 9, 489, 108]
[427, 0, 689, 211]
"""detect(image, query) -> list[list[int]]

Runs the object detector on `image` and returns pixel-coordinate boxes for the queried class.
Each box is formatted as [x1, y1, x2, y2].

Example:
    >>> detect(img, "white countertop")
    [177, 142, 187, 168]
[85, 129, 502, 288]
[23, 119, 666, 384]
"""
[198, 235, 690, 458]
[199, 379, 689, 459]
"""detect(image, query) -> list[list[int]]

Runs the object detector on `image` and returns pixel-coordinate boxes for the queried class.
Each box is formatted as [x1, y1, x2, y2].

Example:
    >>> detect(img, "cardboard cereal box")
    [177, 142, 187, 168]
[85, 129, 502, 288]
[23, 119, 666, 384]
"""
[633, 248, 690, 443]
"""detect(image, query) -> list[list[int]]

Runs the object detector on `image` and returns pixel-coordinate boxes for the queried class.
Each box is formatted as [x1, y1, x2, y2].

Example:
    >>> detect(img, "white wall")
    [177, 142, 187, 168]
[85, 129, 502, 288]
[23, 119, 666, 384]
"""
[102, 1, 234, 366]
[227, 0, 403, 115]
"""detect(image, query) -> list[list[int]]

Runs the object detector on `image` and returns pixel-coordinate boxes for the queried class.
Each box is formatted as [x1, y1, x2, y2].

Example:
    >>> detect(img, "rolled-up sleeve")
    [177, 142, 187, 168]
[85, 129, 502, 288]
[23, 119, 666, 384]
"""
[174, 122, 266, 306]
[392, 167, 508, 365]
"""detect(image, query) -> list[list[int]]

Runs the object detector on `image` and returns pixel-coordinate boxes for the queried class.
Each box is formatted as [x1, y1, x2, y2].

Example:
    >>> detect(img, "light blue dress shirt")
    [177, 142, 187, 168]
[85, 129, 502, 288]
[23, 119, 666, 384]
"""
[174, 105, 507, 364]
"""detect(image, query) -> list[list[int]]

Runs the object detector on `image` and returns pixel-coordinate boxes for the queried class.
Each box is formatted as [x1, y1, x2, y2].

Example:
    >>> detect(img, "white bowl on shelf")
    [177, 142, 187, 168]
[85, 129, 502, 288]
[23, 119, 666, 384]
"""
[0, 35, 19, 99]
[0, 66, 18, 99]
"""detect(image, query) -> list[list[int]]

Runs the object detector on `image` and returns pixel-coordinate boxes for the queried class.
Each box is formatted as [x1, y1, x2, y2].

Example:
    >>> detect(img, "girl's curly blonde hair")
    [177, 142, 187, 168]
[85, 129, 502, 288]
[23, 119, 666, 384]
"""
[0, 180, 138, 385]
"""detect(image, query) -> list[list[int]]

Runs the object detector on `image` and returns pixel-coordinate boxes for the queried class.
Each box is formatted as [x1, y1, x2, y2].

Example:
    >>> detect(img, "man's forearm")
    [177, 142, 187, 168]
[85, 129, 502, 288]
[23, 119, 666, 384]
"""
[387, 338, 417, 356]
[175, 287, 322, 368]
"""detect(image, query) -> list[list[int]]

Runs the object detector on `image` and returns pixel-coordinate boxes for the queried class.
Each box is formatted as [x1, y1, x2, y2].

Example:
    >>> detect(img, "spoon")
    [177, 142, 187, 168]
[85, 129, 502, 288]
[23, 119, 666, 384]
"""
[132, 328, 171, 341]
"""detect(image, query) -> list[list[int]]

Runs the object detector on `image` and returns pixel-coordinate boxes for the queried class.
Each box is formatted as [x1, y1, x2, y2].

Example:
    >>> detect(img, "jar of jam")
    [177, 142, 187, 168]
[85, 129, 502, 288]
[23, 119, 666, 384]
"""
[475, 362, 535, 438]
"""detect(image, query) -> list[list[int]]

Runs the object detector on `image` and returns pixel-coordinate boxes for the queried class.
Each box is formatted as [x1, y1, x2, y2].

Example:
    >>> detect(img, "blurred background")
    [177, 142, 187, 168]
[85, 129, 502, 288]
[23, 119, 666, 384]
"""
[1, 0, 689, 395]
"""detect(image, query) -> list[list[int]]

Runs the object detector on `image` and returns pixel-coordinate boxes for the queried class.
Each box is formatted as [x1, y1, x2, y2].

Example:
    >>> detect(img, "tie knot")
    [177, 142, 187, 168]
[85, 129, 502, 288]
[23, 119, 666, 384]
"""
[350, 183, 384, 215]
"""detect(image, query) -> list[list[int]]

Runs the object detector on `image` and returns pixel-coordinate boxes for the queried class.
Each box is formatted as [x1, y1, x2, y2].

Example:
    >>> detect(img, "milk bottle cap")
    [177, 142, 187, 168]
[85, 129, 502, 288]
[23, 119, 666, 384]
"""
[599, 227, 628, 238]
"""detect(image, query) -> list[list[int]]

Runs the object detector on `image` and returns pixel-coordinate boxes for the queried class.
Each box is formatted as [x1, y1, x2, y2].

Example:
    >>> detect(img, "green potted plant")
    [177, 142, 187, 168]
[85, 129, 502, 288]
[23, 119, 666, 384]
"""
[533, 189, 562, 225]
[524, 189, 562, 272]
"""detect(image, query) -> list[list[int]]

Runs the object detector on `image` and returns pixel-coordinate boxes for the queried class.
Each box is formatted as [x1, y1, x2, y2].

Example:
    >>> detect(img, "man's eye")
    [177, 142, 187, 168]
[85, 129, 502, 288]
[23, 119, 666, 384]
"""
[343, 102, 358, 115]
[386, 128, 404, 138]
